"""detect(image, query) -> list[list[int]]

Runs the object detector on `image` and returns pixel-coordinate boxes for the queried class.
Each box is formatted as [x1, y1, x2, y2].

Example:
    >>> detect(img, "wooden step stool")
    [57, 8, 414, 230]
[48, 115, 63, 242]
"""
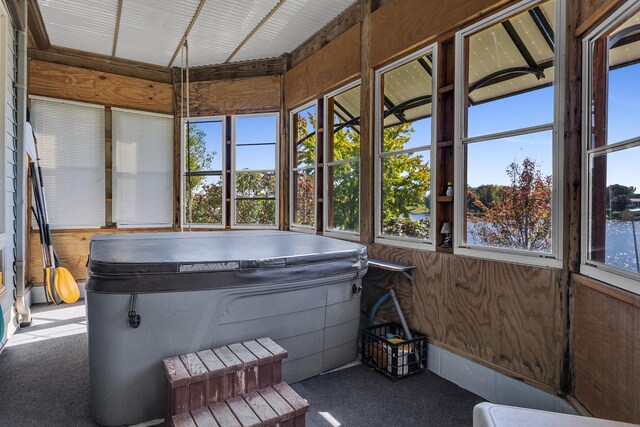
[170, 383, 309, 427]
[163, 337, 308, 426]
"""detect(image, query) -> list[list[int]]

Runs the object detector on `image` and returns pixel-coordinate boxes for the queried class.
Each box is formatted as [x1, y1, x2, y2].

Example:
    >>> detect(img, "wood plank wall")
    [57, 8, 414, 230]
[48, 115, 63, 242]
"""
[28, 60, 173, 114]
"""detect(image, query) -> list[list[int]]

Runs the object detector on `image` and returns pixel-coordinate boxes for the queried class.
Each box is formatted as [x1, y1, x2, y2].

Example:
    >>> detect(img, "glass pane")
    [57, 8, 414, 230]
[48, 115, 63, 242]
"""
[383, 117, 432, 153]
[293, 169, 315, 227]
[381, 150, 431, 240]
[235, 144, 275, 170]
[186, 175, 223, 224]
[294, 106, 316, 168]
[381, 53, 434, 152]
[588, 146, 640, 273]
[466, 0, 555, 137]
[235, 171, 275, 198]
[327, 162, 360, 233]
[236, 199, 276, 225]
[186, 120, 223, 172]
[607, 10, 640, 145]
[236, 115, 277, 145]
[465, 130, 553, 252]
[328, 84, 361, 162]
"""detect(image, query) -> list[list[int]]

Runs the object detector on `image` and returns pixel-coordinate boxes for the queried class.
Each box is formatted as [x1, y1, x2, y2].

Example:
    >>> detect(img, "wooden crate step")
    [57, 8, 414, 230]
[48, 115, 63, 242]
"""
[170, 383, 309, 427]
[163, 337, 289, 418]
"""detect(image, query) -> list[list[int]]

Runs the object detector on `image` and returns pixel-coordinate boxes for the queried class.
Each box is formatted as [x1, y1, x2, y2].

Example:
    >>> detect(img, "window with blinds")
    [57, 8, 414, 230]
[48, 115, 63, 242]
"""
[112, 109, 173, 227]
[30, 97, 105, 229]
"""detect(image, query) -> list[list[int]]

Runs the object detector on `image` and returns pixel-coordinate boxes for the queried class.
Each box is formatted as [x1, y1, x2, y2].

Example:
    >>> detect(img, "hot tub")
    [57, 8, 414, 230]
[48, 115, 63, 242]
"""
[86, 230, 367, 426]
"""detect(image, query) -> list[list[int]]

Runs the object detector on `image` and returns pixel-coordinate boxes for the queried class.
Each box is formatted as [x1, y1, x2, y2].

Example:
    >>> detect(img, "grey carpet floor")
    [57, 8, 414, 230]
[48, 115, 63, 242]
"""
[0, 303, 483, 426]
[293, 365, 484, 427]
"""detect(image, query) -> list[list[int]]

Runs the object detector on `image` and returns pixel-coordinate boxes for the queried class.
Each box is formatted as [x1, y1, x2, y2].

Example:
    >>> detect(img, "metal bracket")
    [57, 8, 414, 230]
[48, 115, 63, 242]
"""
[367, 258, 416, 285]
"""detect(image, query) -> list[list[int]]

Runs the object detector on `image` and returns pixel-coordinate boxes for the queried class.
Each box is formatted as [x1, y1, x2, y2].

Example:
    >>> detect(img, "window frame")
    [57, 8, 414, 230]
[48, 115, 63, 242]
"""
[580, 0, 640, 294]
[290, 100, 318, 234]
[374, 45, 438, 251]
[231, 112, 280, 229]
[180, 115, 227, 229]
[323, 80, 362, 241]
[453, 0, 565, 268]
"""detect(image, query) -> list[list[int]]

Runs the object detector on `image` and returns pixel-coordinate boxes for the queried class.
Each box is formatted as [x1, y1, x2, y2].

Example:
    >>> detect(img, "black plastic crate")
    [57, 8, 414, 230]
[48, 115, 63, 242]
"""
[361, 322, 427, 380]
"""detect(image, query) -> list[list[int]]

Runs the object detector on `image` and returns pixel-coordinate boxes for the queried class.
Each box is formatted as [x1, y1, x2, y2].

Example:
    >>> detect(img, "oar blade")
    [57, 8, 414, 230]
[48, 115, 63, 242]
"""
[54, 268, 80, 304]
[45, 267, 61, 305]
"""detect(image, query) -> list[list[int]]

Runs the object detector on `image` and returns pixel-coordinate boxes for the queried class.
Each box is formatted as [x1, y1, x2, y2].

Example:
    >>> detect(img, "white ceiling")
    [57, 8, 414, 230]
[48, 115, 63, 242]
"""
[36, 0, 356, 67]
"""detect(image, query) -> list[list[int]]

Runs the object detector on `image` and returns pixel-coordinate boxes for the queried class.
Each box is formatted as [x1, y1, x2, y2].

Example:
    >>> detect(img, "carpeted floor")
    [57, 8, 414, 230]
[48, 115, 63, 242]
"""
[0, 302, 483, 426]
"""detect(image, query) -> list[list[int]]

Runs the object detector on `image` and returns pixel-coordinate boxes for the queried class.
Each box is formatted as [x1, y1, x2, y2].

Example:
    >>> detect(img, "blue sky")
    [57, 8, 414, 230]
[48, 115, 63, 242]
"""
[191, 61, 639, 190]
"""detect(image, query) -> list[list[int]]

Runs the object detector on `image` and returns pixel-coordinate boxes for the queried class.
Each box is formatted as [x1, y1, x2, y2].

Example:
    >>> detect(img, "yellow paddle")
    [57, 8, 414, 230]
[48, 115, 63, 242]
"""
[45, 267, 61, 305]
[54, 266, 80, 304]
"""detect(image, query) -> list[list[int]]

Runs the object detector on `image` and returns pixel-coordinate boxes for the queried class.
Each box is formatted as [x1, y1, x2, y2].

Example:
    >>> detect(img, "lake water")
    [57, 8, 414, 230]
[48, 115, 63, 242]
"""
[408, 213, 640, 273]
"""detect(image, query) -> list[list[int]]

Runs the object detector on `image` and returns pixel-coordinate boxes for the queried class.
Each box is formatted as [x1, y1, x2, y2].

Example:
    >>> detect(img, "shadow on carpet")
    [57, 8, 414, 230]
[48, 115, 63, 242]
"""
[291, 364, 484, 427]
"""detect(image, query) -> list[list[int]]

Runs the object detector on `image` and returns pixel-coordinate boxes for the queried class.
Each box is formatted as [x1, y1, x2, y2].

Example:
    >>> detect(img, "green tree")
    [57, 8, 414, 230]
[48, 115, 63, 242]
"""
[235, 171, 276, 225]
[185, 123, 221, 224]
[468, 158, 552, 251]
[381, 123, 431, 238]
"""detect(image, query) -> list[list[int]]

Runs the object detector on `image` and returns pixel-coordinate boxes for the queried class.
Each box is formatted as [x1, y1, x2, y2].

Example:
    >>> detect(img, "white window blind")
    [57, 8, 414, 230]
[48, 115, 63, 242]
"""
[112, 109, 173, 227]
[30, 97, 105, 229]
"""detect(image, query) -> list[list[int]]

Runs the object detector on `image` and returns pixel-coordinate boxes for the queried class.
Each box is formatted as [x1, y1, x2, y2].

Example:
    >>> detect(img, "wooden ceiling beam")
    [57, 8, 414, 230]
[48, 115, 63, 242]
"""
[27, 0, 50, 49]
[168, 0, 207, 67]
[185, 56, 286, 82]
[111, 0, 123, 57]
[28, 46, 173, 83]
[225, 0, 287, 63]
[288, 2, 362, 69]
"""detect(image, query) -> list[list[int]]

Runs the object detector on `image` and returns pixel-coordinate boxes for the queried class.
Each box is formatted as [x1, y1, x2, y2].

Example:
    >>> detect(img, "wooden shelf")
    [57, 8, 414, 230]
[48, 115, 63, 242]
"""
[437, 140, 453, 148]
[437, 195, 453, 203]
[438, 84, 454, 94]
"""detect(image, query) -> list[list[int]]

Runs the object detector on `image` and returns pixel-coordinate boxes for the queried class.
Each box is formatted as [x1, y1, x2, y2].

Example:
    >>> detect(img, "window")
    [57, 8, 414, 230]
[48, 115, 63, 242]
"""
[290, 102, 317, 231]
[182, 116, 225, 227]
[112, 109, 173, 227]
[375, 47, 436, 249]
[454, 0, 563, 266]
[325, 82, 361, 238]
[30, 97, 105, 229]
[582, 4, 640, 293]
[232, 113, 279, 227]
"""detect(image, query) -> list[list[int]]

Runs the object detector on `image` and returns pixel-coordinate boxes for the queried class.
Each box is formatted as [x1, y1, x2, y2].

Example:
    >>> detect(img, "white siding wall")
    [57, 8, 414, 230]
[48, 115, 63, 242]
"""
[1, 15, 17, 348]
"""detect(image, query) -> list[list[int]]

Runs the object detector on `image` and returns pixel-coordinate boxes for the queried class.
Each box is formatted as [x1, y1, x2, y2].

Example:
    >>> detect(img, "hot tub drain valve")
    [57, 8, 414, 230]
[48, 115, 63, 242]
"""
[128, 294, 141, 329]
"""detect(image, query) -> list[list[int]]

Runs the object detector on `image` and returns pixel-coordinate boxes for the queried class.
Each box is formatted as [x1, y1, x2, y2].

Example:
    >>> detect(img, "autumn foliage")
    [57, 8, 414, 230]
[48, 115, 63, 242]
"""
[468, 158, 552, 252]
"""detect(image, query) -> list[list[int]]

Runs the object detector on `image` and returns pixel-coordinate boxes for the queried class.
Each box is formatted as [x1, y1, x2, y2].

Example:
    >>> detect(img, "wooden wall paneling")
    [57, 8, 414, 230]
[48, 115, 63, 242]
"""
[284, 24, 361, 110]
[573, 279, 640, 424]
[359, 0, 374, 244]
[370, 0, 513, 68]
[183, 76, 281, 117]
[188, 57, 286, 82]
[289, 2, 362, 68]
[411, 249, 450, 339]
[28, 60, 173, 114]
[575, 0, 625, 36]
[279, 74, 289, 230]
[28, 47, 172, 83]
[443, 256, 564, 389]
